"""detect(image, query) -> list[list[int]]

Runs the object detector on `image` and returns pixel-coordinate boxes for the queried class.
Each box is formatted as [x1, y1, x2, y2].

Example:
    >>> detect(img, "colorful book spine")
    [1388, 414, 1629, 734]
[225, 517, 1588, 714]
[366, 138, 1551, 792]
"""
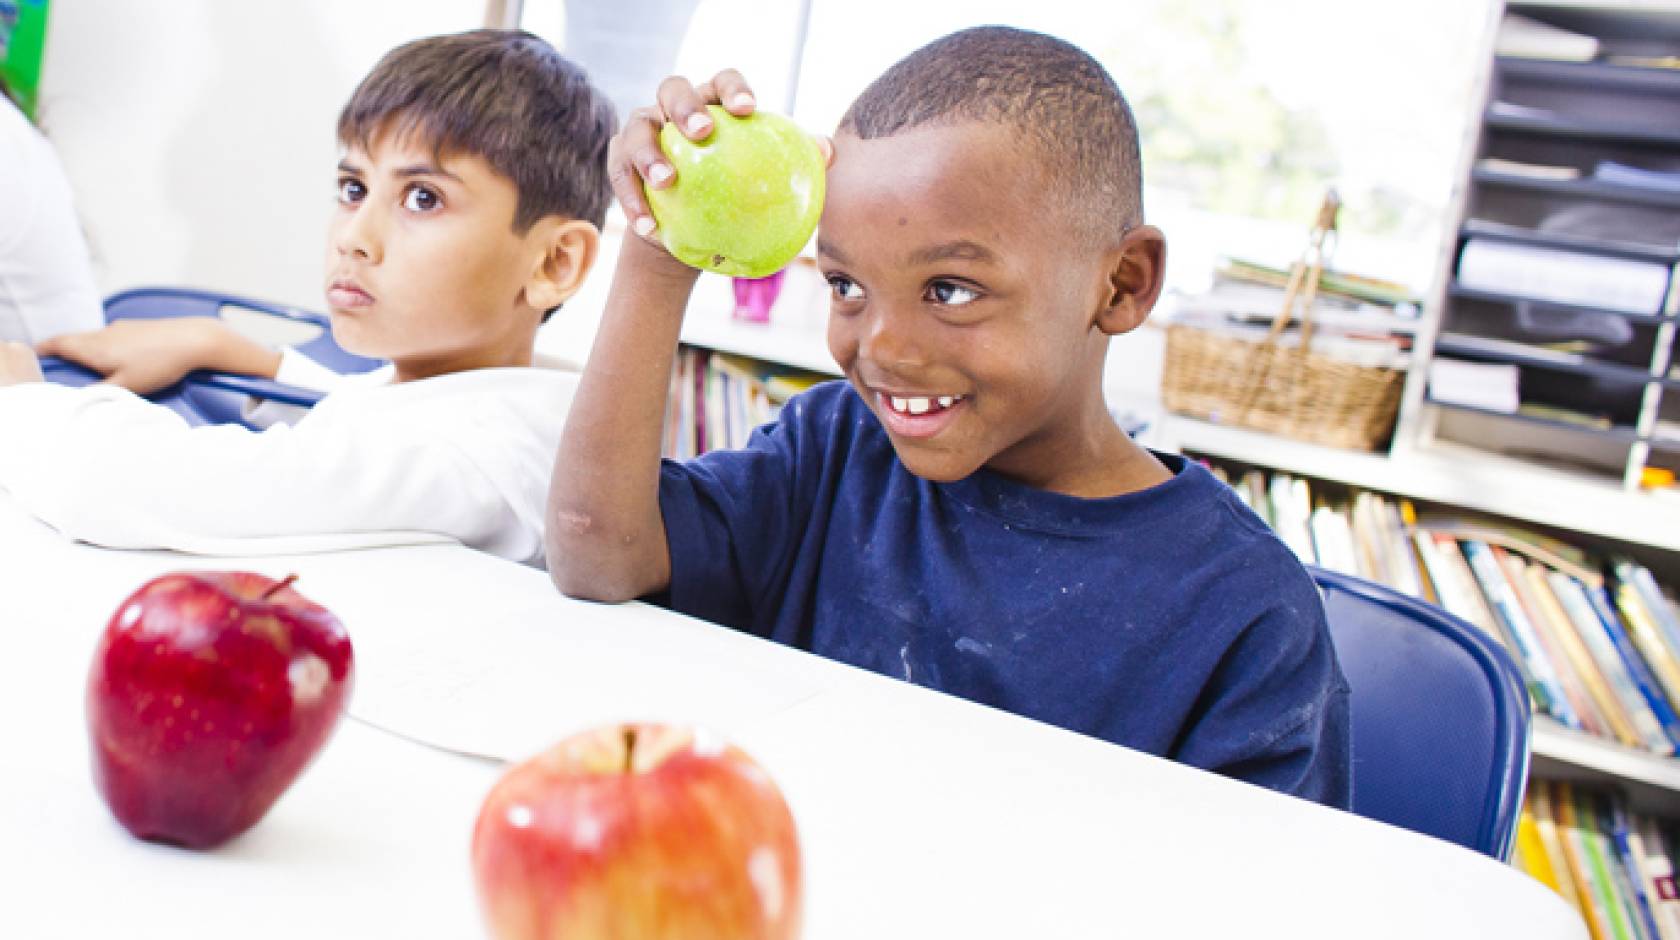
[1532, 783, 1586, 914]
[1550, 572, 1675, 754]
[1518, 798, 1567, 896]
[1636, 818, 1680, 940]
[1606, 795, 1667, 940]
[1617, 582, 1680, 713]
[1556, 782, 1616, 940]
[1582, 584, 1680, 750]
[1625, 562, 1680, 669]
[1520, 561, 1636, 747]
[1463, 539, 1578, 728]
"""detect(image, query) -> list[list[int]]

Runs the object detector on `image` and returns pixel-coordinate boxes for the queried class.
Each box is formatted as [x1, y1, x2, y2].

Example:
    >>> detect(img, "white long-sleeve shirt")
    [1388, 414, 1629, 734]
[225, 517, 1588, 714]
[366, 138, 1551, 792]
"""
[0, 357, 578, 565]
[0, 96, 103, 344]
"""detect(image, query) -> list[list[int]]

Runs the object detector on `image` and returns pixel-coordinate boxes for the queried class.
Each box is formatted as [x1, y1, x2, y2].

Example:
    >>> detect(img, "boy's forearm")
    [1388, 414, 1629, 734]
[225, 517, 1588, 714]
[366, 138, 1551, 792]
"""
[548, 237, 699, 600]
[196, 321, 283, 379]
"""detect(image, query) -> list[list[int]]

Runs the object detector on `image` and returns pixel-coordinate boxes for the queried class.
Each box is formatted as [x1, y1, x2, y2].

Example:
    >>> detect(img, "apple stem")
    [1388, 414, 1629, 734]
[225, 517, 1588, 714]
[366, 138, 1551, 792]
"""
[261, 574, 300, 601]
[623, 727, 637, 775]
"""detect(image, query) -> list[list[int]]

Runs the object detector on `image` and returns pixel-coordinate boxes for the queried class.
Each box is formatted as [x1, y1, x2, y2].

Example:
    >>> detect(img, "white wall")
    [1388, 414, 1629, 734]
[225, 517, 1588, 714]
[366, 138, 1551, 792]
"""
[37, 1, 481, 312]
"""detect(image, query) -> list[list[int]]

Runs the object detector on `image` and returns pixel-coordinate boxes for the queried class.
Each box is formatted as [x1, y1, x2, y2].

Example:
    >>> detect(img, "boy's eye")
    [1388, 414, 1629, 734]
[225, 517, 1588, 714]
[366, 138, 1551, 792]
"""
[402, 184, 441, 212]
[927, 280, 981, 306]
[826, 274, 865, 302]
[337, 178, 366, 204]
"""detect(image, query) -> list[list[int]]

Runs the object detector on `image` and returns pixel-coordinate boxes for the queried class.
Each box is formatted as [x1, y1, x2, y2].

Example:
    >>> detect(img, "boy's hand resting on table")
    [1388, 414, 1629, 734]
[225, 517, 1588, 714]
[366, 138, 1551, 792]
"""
[36, 319, 281, 396]
[0, 341, 45, 387]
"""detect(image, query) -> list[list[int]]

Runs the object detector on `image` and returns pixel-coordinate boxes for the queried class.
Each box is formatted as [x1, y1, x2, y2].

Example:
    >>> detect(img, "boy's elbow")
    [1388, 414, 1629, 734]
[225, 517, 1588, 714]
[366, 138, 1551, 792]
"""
[544, 509, 650, 603]
[547, 563, 642, 604]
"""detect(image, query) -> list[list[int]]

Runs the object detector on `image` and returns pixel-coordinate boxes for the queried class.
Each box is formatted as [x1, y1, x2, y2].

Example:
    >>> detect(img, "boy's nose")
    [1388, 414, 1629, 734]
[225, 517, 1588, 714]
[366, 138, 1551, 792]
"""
[855, 303, 927, 372]
[333, 206, 383, 263]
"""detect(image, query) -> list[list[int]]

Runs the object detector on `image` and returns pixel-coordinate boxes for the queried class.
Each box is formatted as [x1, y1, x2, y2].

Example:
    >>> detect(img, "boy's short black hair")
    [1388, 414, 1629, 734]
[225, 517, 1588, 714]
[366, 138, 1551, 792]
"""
[839, 26, 1142, 243]
[338, 29, 615, 234]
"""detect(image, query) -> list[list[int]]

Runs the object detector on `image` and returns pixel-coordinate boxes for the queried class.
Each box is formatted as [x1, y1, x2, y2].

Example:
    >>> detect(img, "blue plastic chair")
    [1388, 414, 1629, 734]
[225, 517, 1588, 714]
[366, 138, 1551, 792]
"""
[39, 286, 383, 428]
[1310, 565, 1532, 860]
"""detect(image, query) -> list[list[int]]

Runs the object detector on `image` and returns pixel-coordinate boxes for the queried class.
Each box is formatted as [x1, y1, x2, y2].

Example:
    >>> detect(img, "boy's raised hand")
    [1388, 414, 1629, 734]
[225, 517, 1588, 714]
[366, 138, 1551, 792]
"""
[610, 68, 759, 253]
[608, 70, 834, 257]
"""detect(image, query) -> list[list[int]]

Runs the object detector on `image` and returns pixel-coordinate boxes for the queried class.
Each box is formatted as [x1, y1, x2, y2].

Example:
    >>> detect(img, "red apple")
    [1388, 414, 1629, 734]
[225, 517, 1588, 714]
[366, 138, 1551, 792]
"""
[86, 571, 354, 849]
[472, 723, 802, 940]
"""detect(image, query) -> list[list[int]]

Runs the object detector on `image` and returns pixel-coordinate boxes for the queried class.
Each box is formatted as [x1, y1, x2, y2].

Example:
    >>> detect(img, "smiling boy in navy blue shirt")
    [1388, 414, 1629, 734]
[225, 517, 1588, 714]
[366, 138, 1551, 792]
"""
[549, 27, 1351, 807]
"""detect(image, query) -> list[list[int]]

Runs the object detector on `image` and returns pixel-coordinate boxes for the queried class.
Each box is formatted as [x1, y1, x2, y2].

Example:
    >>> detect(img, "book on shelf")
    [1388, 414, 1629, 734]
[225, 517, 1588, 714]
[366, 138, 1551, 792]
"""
[1518, 795, 1565, 895]
[1464, 538, 1578, 727]
[1456, 238, 1671, 316]
[1496, 13, 1600, 63]
[1216, 257, 1421, 310]
[1528, 784, 1587, 916]
[1553, 782, 1617, 940]
[1635, 816, 1680, 940]
[1198, 462, 1680, 757]
[1521, 782, 1680, 940]
[1513, 556, 1630, 745]
[663, 347, 826, 460]
[1549, 571, 1676, 755]
[1595, 162, 1680, 196]
[1608, 796, 1671, 940]
[1429, 357, 1520, 414]
[1479, 156, 1584, 182]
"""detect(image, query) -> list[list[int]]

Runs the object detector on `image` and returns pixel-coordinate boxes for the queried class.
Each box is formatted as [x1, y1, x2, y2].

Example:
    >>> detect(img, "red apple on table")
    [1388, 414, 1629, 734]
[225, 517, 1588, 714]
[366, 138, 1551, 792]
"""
[86, 571, 354, 849]
[472, 723, 803, 940]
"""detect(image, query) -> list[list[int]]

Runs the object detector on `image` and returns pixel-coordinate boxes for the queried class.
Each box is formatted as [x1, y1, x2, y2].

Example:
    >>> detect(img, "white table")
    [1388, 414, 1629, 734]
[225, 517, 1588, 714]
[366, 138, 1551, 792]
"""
[0, 493, 1585, 939]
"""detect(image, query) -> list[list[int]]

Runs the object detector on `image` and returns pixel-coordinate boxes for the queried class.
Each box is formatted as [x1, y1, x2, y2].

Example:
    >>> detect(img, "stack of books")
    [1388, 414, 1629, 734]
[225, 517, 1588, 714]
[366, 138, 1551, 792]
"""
[1209, 464, 1680, 756]
[1167, 258, 1420, 370]
[663, 347, 825, 460]
[1515, 781, 1680, 939]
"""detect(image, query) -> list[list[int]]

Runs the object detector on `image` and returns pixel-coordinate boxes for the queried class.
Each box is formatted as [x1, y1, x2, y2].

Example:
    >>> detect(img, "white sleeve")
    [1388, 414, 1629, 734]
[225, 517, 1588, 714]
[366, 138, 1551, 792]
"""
[0, 382, 516, 556]
[273, 346, 362, 393]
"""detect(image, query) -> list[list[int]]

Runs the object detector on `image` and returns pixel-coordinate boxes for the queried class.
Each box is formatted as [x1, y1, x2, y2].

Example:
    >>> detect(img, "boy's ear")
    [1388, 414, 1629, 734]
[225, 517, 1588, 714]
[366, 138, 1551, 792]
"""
[1094, 225, 1167, 337]
[523, 219, 601, 312]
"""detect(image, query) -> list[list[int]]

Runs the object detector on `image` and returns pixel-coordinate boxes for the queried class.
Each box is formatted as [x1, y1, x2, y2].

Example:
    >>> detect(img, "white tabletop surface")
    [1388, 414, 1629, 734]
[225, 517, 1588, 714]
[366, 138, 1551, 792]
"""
[0, 492, 1586, 939]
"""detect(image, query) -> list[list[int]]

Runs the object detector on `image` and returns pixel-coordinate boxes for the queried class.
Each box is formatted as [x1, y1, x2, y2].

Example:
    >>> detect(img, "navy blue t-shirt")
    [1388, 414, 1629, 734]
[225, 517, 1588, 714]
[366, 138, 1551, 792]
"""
[657, 381, 1351, 808]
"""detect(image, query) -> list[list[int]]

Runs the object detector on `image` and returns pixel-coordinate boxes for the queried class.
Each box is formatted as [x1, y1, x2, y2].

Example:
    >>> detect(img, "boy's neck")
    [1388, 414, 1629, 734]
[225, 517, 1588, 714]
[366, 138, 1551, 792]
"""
[986, 403, 1172, 499]
[391, 338, 536, 383]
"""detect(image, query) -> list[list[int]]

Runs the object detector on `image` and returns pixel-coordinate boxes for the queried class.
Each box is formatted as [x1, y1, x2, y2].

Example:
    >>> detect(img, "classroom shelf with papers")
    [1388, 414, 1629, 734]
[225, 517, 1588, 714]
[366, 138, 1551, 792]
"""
[1459, 219, 1680, 266]
[1423, 396, 1643, 444]
[1416, 6, 1680, 492]
[1449, 282, 1675, 328]
[1472, 165, 1680, 212]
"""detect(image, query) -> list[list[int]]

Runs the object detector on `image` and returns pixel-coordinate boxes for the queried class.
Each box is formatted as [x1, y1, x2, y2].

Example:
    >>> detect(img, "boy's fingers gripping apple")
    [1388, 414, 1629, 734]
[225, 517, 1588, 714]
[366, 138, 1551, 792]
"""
[698, 68, 757, 117]
[657, 74, 716, 143]
[608, 105, 671, 243]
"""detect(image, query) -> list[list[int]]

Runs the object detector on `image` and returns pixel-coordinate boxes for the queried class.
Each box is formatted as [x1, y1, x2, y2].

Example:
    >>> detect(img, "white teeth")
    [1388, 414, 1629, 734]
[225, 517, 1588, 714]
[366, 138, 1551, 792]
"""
[885, 393, 963, 415]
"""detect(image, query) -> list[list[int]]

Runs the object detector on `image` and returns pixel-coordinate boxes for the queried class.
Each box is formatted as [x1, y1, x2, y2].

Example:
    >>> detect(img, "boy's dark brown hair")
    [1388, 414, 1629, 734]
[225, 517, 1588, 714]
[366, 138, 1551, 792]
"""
[839, 25, 1142, 245]
[339, 29, 615, 234]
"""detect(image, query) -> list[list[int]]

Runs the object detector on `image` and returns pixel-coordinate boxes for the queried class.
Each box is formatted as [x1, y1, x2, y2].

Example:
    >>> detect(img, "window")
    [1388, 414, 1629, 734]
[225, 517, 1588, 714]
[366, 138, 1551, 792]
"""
[530, 0, 1490, 291]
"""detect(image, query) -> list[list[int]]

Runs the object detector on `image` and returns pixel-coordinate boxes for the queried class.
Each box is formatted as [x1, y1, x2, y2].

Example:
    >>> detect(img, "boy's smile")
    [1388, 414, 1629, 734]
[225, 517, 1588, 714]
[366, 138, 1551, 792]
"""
[325, 130, 551, 382]
[818, 121, 1169, 497]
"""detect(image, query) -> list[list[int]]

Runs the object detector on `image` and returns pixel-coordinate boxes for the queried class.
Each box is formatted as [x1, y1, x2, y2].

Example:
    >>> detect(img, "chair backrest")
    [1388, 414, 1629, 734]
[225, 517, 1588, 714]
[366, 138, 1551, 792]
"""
[1310, 565, 1531, 859]
[48, 287, 385, 428]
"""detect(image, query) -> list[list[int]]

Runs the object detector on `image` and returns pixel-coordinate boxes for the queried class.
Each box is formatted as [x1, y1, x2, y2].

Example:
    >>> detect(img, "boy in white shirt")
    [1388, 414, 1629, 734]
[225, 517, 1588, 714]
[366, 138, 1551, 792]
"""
[0, 29, 615, 565]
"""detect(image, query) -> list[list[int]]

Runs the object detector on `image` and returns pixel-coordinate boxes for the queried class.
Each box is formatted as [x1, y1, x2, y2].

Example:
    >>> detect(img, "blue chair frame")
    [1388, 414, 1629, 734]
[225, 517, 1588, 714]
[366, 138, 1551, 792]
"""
[1310, 565, 1531, 860]
[40, 286, 383, 428]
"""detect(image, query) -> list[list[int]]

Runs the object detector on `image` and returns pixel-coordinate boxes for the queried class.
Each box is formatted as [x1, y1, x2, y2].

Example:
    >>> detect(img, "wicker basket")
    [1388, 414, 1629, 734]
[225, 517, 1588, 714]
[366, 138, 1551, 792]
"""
[1161, 324, 1404, 451]
[1160, 191, 1405, 452]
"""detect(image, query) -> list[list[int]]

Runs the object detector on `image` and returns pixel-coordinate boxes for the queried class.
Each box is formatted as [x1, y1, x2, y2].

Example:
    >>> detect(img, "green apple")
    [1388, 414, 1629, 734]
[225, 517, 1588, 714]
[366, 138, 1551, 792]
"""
[646, 106, 825, 279]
